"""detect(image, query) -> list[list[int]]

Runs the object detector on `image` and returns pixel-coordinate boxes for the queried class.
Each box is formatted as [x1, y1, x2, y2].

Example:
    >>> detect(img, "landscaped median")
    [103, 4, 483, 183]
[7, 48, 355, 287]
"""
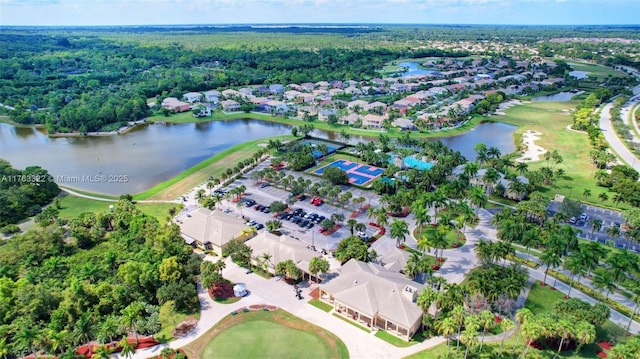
[547, 269, 640, 323]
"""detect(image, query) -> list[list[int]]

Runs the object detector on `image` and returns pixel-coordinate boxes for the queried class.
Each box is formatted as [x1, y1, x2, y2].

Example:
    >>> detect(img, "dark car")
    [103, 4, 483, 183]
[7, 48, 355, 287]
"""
[314, 215, 325, 224]
[259, 182, 270, 188]
[254, 223, 264, 230]
[298, 195, 307, 201]
[299, 219, 310, 227]
[254, 204, 263, 210]
[242, 199, 256, 207]
[278, 212, 288, 220]
[261, 207, 271, 214]
[291, 216, 303, 224]
[304, 222, 314, 229]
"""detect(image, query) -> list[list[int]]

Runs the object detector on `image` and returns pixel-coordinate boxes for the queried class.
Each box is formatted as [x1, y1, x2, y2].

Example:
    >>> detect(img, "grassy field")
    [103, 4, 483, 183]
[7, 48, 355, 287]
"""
[133, 135, 292, 201]
[182, 309, 349, 359]
[413, 225, 465, 249]
[309, 299, 333, 312]
[567, 61, 630, 81]
[56, 193, 176, 221]
[489, 101, 628, 210]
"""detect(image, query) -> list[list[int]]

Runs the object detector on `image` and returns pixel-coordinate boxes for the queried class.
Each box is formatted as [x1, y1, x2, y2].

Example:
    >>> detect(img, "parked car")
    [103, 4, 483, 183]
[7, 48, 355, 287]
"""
[569, 217, 577, 224]
[259, 182, 270, 188]
[304, 222, 314, 229]
[242, 199, 256, 207]
[579, 213, 588, 221]
[299, 219, 310, 227]
[314, 215, 325, 224]
[254, 223, 264, 230]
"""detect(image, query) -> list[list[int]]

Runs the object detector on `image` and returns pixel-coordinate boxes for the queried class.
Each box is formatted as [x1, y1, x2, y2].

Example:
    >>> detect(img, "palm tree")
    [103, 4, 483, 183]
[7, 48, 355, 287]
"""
[460, 327, 479, 359]
[589, 217, 603, 236]
[450, 305, 466, 352]
[563, 254, 585, 298]
[429, 226, 449, 264]
[540, 249, 561, 285]
[474, 240, 495, 266]
[554, 319, 573, 358]
[598, 192, 609, 203]
[477, 310, 495, 353]
[346, 219, 358, 236]
[374, 206, 389, 228]
[593, 270, 616, 300]
[606, 225, 621, 239]
[497, 318, 514, 357]
[265, 219, 282, 233]
[520, 316, 543, 359]
[435, 317, 457, 357]
[582, 188, 592, 199]
[512, 308, 533, 352]
[627, 284, 640, 332]
[118, 336, 135, 359]
[390, 219, 409, 248]
[574, 322, 596, 354]
[13, 325, 39, 356]
[206, 181, 215, 195]
[260, 253, 272, 273]
[120, 301, 144, 345]
[308, 257, 330, 293]
[91, 345, 113, 359]
[467, 185, 487, 210]
[515, 162, 528, 176]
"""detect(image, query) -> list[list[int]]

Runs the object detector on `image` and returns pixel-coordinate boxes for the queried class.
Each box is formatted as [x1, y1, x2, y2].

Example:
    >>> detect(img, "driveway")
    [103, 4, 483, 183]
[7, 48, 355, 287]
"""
[599, 102, 640, 172]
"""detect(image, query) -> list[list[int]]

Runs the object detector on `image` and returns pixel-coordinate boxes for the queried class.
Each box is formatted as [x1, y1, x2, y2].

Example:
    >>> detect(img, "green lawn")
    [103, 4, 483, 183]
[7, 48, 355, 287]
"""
[491, 101, 629, 210]
[413, 225, 465, 249]
[524, 281, 566, 314]
[183, 310, 348, 359]
[309, 299, 333, 313]
[56, 194, 176, 221]
[567, 61, 630, 81]
[375, 330, 425, 347]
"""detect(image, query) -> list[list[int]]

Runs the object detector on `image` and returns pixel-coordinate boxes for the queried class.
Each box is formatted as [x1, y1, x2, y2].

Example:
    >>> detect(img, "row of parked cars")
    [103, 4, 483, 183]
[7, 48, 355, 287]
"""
[278, 208, 326, 230]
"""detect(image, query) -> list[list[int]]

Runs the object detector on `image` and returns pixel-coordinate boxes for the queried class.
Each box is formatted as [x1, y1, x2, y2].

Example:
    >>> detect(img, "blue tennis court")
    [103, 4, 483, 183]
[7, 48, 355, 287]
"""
[353, 165, 384, 177]
[313, 159, 383, 186]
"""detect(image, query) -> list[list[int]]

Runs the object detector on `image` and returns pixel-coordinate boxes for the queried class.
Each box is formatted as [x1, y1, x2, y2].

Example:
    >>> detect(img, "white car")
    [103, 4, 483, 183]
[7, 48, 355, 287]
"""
[569, 217, 577, 224]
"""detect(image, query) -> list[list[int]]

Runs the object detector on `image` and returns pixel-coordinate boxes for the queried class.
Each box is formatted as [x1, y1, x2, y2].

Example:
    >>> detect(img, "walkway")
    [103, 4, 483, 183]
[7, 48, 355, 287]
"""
[59, 187, 177, 204]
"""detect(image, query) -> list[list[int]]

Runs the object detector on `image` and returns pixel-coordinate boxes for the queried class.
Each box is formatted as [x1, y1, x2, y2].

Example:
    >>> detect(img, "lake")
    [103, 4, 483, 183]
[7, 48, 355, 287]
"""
[0, 119, 515, 195]
[531, 91, 580, 102]
[398, 62, 437, 77]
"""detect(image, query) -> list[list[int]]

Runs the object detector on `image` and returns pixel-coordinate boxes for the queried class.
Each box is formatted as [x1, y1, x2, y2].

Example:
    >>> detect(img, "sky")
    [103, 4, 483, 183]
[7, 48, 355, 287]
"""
[0, 0, 638, 26]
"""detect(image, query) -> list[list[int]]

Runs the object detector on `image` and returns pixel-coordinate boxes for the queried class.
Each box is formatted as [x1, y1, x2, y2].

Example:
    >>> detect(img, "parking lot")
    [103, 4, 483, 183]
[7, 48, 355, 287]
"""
[217, 161, 380, 253]
[548, 201, 638, 252]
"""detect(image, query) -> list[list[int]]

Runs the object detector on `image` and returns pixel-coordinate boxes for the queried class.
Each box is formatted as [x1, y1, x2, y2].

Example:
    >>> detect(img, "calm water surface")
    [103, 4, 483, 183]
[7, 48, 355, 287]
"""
[1, 119, 515, 195]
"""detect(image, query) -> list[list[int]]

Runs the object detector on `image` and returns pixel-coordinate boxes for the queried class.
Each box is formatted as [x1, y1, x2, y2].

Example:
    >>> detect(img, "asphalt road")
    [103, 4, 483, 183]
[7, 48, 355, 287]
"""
[599, 102, 640, 172]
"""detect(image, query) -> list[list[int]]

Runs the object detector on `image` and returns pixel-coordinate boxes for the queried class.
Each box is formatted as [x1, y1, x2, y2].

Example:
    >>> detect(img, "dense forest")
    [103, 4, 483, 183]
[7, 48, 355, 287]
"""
[0, 159, 59, 228]
[0, 199, 200, 358]
[0, 25, 638, 132]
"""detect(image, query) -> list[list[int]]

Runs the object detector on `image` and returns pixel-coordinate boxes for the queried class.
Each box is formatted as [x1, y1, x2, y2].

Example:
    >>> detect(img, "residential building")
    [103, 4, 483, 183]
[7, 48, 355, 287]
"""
[318, 108, 337, 122]
[362, 114, 387, 129]
[222, 89, 240, 99]
[176, 208, 254, 254]
[220, 99, 241, 112]
[183, 92, 202, 104]
[161, 97, 190, 113]
[320, 259, 424, 341]
[204, 90, 221, 103]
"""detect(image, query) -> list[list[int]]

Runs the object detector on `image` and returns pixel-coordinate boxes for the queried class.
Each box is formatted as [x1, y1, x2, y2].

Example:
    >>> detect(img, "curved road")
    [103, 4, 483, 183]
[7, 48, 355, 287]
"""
[59, 186, 177, 204]
[598, 102, 640, 172]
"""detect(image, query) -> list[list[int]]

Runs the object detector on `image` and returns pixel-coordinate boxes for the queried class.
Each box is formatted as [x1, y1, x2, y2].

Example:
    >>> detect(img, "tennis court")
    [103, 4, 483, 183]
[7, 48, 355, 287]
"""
[313, 159, 383, 186]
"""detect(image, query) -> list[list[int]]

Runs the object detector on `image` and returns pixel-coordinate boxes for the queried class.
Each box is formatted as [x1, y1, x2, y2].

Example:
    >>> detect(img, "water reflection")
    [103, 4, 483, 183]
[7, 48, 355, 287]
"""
[1, 119, 515, 195]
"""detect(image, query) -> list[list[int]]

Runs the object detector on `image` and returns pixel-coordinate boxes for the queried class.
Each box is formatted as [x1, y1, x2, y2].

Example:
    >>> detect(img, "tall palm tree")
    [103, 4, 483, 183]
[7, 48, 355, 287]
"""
[515, 162, 528, 176]
[598, 192, 609, 203]
[477, 310, 495, 353]
[582, 188, 592, 199]
[308, 257, 330, 293]
[120, 301, 144, 345]
[592, 270, 616, 300]
[626, 284, 640, 332]
[118, 336, 135, 359]
[390, 219, 409, 248]
[497, 318, 514, 357]
[450, 305, 466, 352]
[512, 308, 533, 352]
[554, 319, 573, 358]
[574, 322, 596, 354]
[13, 325, 39, 356]
[563, 254, 585, 298]
[0, 338, 9, 359]
[606, 225, 621, 239]
[346, 218, 358, 236]
[435, 317, 457, 357]
[540, 249, 561, 285]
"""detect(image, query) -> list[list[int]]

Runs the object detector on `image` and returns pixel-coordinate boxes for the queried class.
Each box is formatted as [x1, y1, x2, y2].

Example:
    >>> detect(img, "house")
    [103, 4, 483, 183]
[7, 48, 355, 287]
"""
[344, 86, 363, 96]
[390, 83, 409, 93]
[342, 113, 360, 126]
[284, 90, 302, 101]
[161, 97, 190, 113]
[348, 100, 369, 111]
[193, 105, 212, 117]
[393, 118, 417, 131]
[269, 84, 285, 94]
[264, 100, 288, 114]
[176, 208, 254, 254]
[183, 92, 202, 104]
[329, 88, 345, 97]
[238, 87, 253, 98]
[318, 108, 337, 122]
[301, 83, 315, 92]
[315, 81, 330, 90]
[222, 89, 240, 99]
[245, 232, 322, 281]
[362, 114, 387, 129]
[329, 80, 344, 89]
[366, 101, 387, 114]
[297, 106, 318, 119]
[392, 99, 413, 114]
[320, 259, 424, 341]
[452, 98, 476, 113]
[204, 90, 221, 103]
[220, 99, 241, 112]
